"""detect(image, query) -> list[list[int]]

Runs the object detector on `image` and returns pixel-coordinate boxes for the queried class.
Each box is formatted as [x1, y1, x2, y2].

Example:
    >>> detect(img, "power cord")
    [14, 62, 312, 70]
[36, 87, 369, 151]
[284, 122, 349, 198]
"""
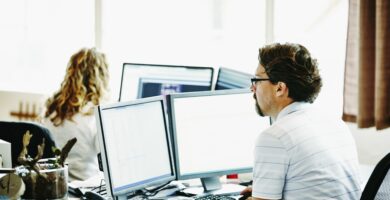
[126, 181, 174, 198]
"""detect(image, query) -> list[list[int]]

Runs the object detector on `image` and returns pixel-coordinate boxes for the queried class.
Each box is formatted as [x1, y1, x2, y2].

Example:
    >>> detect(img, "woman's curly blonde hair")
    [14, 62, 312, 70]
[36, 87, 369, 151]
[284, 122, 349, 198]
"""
[45, 48, 109, 126]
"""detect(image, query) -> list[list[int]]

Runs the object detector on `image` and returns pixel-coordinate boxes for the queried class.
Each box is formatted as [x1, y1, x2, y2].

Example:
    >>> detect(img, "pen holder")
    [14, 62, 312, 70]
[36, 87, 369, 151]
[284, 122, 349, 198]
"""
[18, 165, 68, 199]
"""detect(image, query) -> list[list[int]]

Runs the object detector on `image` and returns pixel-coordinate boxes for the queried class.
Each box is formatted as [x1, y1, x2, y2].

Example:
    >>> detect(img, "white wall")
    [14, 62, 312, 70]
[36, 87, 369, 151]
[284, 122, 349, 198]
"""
[0, 90, 47, 122]
[349, 123, 390, 165]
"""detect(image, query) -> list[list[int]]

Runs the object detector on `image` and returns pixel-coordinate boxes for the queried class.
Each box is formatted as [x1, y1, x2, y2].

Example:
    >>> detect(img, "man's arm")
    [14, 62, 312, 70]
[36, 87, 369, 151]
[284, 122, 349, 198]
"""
[251, 129, 287, 200]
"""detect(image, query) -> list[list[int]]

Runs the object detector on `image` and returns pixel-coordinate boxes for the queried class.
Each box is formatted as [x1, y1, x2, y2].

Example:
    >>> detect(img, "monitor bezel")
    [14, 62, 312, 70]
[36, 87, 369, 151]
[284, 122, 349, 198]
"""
[214, 67, 252, 90]
[95, 96, 176, 198]
[118, 62, 215, 101]
[166, 89, 264, 180]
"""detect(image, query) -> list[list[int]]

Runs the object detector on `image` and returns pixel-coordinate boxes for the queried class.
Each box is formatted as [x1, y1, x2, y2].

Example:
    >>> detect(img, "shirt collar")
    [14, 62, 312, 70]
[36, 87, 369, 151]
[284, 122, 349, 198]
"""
[274, 101, 311, 122]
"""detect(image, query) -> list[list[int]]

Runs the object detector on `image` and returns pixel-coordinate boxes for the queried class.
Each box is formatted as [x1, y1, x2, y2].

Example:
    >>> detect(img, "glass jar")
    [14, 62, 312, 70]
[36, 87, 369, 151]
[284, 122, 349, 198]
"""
[19, 165, 68, 199]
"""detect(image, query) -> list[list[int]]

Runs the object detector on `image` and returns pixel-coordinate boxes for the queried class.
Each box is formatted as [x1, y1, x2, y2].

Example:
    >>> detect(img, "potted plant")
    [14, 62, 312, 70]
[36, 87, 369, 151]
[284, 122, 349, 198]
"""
[16, 130, 77, 199]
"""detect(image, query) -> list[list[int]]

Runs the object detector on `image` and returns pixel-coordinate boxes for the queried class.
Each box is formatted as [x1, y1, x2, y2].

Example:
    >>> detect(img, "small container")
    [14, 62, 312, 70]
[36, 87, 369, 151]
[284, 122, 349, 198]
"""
[19, 165, 68, 199]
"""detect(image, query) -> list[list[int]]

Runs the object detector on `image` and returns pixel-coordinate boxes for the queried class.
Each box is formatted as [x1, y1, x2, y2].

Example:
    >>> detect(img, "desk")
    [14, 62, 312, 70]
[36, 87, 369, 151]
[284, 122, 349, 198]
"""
[68, 179, 245, 200]
[68, 172, 105, 199]
[68, 166, 374, 200]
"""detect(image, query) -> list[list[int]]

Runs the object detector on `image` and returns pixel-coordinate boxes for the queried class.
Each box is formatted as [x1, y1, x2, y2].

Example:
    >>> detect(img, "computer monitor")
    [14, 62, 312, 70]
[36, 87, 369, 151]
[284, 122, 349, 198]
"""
[166, 89, 270, 192]
[119, 63, 214, 101]
[95, 96, 175, 199]
[214, 67, 252, 90]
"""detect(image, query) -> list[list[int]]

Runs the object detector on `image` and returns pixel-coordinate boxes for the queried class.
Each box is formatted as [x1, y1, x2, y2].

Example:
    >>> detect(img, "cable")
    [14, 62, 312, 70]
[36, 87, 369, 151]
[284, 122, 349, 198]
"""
[144, 181, 172, 193]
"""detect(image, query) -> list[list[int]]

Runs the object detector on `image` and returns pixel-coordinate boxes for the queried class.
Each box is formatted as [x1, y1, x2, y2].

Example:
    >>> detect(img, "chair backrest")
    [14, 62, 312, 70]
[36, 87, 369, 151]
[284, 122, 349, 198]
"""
[361, 153, 390, 200]
[0, 121, 56, 167]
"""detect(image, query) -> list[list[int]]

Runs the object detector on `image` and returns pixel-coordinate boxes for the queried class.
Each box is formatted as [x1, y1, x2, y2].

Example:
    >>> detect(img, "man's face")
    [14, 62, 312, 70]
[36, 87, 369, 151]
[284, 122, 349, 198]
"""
[251, 64, 274, 117]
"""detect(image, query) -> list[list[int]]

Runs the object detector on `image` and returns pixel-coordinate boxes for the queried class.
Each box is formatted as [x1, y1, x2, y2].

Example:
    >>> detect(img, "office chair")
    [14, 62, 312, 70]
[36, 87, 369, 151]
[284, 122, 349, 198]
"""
[0, 121, 56, 167]
[360, 152, 390, 200]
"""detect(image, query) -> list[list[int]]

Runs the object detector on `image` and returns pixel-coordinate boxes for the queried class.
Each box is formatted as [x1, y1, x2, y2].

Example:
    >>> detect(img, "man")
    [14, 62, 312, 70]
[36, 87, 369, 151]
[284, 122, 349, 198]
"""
[242, 43, 361, 199]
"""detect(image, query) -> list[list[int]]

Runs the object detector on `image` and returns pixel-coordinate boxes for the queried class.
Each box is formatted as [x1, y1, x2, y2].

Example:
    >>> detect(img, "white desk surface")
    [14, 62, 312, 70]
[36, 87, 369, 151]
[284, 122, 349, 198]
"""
[68, 164, 376, 199]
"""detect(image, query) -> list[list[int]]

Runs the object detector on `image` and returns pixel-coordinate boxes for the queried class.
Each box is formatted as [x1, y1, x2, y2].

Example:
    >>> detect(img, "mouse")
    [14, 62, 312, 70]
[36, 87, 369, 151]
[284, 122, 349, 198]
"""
[84, 190, 106, 200]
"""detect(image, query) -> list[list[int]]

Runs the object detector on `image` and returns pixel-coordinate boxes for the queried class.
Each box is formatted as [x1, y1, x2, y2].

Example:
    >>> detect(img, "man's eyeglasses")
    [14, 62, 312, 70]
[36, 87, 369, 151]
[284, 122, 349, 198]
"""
[251, 78, 270, 86]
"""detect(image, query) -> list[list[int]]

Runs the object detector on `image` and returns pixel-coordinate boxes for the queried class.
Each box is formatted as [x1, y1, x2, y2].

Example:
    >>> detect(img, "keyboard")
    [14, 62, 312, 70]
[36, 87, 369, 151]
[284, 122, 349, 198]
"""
[194, 194, 236, 200]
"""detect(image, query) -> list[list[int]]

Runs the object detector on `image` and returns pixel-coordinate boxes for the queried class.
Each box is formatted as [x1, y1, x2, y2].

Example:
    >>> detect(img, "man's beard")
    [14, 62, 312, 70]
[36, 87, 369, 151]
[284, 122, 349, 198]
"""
[253, 94, 264, 117]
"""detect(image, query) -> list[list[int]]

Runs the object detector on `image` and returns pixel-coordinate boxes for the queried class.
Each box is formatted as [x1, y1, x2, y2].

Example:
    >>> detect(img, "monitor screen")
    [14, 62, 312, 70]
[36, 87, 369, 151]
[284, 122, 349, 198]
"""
[214, 67, 252, 90]
[167, 89, 270, 191]
[119, 63, 214, 101]
[95, 96, 175, 199]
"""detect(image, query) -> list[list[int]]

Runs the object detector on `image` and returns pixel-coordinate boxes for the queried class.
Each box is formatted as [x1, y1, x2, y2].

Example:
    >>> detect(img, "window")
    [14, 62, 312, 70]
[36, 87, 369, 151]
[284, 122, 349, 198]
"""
[274, 0, 348, 116]
[0, 0, 347, 111]
[102, 0, 266, 99]
[0, 0, 94, 95]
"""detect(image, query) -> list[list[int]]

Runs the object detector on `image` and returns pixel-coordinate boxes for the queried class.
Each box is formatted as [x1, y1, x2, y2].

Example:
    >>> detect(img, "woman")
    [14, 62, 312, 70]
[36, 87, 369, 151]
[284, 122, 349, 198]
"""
[42, 48, 110, 181]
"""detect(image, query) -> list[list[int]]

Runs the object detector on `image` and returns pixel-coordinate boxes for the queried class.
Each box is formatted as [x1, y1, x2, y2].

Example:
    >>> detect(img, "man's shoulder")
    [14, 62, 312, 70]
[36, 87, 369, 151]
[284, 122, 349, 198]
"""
[261, 123, 287, 140]
[273, 106, 345, 129]
[268, 110, 310, 136]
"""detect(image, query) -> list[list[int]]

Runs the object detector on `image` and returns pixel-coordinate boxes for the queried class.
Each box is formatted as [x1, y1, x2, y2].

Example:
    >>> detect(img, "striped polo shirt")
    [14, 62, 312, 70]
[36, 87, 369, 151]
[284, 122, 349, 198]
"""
[252, 102, 362, 199]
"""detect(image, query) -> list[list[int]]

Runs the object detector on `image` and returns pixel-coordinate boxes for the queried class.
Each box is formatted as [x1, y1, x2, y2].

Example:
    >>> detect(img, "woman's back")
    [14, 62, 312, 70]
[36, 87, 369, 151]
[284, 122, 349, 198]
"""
[43, 102, 100, 181]
[42, 48, 109, 181]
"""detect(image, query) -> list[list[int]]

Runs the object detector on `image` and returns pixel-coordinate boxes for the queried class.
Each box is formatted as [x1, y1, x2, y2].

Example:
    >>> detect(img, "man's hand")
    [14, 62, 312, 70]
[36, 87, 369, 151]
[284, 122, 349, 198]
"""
[240, 187, 252, 200]
[240, 187, 277, 200]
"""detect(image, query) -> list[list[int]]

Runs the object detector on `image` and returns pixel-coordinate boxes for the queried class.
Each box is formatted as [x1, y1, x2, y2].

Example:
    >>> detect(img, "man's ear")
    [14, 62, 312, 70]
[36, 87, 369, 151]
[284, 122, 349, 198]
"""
[275, 82, 288, 97]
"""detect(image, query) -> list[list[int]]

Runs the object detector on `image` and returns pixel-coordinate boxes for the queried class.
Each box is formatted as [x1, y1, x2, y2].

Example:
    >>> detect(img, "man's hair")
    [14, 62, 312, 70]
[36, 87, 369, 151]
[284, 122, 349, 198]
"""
[258, 43, 322, 103]
[45, 48, 110, 126]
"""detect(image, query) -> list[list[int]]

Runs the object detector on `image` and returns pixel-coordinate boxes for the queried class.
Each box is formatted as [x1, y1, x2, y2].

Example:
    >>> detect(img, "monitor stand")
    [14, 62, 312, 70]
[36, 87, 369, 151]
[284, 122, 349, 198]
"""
[117, 194, 127, 200]
[201, 177, 222, 191]
[182, 176, 246, 196]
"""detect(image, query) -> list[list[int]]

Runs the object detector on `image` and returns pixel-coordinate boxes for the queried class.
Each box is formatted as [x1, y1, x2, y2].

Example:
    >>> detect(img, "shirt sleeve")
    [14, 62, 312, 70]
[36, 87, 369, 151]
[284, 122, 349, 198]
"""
[252, 131, 289, 199]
